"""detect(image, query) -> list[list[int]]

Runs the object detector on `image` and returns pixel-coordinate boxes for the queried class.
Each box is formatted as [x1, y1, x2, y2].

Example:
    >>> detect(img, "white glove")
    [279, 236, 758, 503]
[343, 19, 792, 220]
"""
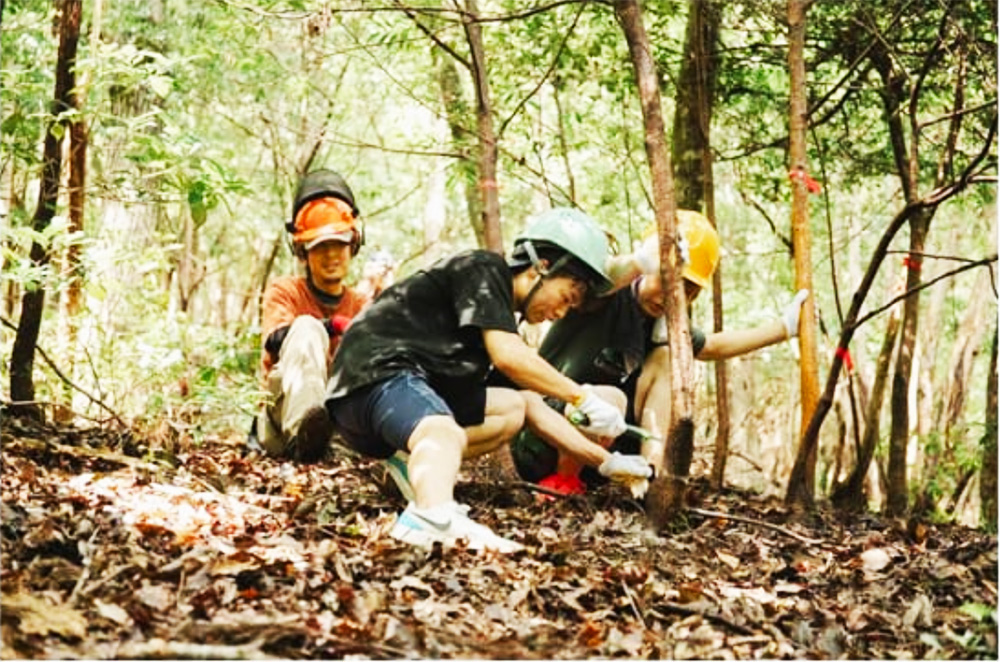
[632, 235, 660, 274]
[568, 388, 628, 438]
[677, 232, 691, 267]
[782, 289, 810, 339]
[598, 452, 653, 480]
[598, 452, 652, 498]
[651, 315, 668, 344]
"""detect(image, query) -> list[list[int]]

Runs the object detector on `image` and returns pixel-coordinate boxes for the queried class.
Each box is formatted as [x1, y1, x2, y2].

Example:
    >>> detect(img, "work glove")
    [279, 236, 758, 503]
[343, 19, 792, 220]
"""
[781, 289, 810, 339]
[651, 316, 668, 344]
[632, 229, 691, 275]
[567, 388, 628, 438]
[631, 235, 660, 274]
[598, 452, 653, 481]
[598, 452, 653, 498]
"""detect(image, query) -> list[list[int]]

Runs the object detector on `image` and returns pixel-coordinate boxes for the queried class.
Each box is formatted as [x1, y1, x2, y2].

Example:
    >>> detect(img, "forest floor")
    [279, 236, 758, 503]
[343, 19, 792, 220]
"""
[1, 416, 997, 660]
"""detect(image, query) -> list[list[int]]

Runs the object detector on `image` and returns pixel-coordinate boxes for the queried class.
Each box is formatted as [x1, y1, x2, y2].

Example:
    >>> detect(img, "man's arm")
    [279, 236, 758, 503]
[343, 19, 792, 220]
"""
[604, 234, 660, 293]
[482, 328, 584, 405]
[696, 289, 809, 361]
[696, 320, 788, 361]
[522, 391, 611, 469]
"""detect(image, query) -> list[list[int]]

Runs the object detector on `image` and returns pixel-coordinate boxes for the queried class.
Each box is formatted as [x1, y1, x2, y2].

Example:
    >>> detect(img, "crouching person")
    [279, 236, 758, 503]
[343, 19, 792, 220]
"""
[510, 210, 808, 491]
[258, 169, 368, 462]
[325, 208, 650, 552]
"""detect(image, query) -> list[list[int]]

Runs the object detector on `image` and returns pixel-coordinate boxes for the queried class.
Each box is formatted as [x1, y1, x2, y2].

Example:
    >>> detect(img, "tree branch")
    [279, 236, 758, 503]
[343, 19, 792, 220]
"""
[852, 254, 997, 330]
[497, 2, 586, 137]
[1, 315, 127, 427]
[395, 0, 470, 70]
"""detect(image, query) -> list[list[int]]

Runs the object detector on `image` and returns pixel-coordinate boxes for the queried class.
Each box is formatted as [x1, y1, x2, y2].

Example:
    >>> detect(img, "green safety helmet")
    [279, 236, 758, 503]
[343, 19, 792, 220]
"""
[513, 207, 613, 292]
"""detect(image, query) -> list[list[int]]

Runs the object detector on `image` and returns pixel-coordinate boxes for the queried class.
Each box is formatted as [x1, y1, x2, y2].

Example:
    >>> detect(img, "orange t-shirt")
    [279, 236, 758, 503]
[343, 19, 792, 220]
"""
[260, 276, 369, 377]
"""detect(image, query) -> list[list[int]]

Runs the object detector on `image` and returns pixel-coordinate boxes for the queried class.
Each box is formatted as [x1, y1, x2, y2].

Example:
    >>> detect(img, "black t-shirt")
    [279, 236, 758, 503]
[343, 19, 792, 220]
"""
[538, 282, 706, 387]
[327, 249, 519, 400]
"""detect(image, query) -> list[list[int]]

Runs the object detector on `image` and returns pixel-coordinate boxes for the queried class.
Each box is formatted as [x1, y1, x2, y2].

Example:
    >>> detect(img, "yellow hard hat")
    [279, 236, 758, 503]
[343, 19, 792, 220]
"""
[641, 210, 720, 289]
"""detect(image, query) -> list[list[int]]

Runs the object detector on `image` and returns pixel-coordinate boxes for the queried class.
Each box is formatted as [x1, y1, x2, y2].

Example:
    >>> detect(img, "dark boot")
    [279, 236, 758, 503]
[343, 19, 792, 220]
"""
[291, 405, 333, 463]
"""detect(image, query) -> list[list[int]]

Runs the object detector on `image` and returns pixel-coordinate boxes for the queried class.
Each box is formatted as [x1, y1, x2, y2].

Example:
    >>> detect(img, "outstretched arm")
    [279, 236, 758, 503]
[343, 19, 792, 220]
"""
[696, 289, 810, 361]
[697, 320, 788, 361]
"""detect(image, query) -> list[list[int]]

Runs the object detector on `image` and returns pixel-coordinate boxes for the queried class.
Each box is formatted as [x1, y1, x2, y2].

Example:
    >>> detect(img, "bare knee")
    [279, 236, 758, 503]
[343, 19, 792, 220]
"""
[491, 388, 526, 439]
[521, 389, 547, 413]
[589, 384, 627, 413]
[409, 415, 467, 456]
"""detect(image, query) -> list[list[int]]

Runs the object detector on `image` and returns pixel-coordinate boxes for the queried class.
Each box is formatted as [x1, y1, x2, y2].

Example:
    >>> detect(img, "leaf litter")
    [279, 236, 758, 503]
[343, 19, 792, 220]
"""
[1, 418, 996, 659]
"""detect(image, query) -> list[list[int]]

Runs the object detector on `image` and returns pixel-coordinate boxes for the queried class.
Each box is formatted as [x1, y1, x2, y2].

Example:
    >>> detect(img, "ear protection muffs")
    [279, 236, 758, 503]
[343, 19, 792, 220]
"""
[288, 169, 365, 256]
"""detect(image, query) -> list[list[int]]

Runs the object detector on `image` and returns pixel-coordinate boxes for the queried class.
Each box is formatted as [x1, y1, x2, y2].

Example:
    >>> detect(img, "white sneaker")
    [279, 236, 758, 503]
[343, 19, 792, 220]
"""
[389, 502, 523, 553]
[382, 451, 416, 503]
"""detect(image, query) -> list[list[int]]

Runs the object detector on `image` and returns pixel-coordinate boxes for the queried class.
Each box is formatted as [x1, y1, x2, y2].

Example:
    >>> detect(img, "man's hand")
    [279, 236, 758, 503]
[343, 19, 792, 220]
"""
[568, 388, 627, 438]
[598, 452, 653, 480]
[781, 289, 810, 339]
[598, 452, 652, 498]
[631, 235, 660, 274]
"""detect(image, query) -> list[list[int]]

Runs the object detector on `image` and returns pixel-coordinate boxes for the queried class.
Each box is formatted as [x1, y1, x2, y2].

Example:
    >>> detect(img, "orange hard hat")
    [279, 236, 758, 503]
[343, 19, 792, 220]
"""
[641, 210, 720, 289]
[291, 197, 360, 251]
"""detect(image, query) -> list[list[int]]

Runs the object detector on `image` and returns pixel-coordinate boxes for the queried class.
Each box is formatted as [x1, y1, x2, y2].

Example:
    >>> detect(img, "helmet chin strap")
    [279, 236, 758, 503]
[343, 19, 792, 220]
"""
[517, 240, 571, 318]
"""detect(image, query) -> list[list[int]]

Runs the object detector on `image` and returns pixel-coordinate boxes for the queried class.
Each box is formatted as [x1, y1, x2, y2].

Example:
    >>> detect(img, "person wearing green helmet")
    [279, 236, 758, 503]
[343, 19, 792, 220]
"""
[506, 211, 810, 495]
[324, 207, 651, 553]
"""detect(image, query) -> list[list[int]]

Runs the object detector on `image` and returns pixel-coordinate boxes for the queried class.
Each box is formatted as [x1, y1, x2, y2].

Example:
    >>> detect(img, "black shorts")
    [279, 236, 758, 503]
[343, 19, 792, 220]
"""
[327, 372, 486, 459]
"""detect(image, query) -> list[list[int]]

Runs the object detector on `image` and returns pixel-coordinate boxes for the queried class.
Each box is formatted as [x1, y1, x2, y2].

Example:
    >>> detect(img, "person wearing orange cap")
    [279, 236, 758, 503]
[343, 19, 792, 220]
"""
[508, 210, 810, 494]
[256, 169, 368, 462]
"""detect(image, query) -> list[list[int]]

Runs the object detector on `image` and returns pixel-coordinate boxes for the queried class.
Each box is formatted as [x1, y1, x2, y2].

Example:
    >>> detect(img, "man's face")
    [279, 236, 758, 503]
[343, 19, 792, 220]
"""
[523, 274, 587, 324]
[306, 240, 353, 295]
[636, 275, 701, 318]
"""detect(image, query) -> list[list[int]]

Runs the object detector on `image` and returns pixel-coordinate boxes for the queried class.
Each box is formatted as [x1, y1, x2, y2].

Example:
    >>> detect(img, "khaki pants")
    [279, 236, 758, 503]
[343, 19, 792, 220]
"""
[259, 316, 330, 458]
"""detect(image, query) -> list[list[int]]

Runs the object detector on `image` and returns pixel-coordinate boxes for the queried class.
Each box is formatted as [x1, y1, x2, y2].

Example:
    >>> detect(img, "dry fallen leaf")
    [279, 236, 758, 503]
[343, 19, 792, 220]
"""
[716, 550, 741, 570]
[902, 593, 933, 629]
[2, 593, 88, 640]
[860, 547, 892, 572]
[94, 599, 133, 626]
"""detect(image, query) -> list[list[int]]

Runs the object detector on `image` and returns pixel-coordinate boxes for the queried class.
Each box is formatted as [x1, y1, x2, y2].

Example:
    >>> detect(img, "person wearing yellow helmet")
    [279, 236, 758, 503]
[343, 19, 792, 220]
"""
[255, 169, 369, 463]
[507, 210, 809, 493]
[323, 207, 650, 552]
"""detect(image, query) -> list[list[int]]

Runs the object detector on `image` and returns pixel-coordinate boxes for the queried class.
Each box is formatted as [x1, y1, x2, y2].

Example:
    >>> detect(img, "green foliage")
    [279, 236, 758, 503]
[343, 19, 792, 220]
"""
[1, 2, 57, 174]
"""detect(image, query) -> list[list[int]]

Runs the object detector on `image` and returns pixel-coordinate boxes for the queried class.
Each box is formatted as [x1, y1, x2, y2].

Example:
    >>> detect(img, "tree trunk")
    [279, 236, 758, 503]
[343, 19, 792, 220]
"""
[979, 323, 997, 531]
[552, 81, 577, 205]
[435, 48, 485, 247]
[792, 1, 993, 465]
[55, 97, 88, 424]
[614, 0, 695, 526]
[9, 0, 83, 420]
[917, 265, 992, 512]
[244, 233, 283, 329]
[831, 280, 903, 512]
[56, 0, 99, 422]
[886, 213, 930, 515]
[784, 0, 822, 507]
[462, 0, 502, 253]
[669, 0, 728, 490]
[3, 170, 27, 320]
[671, 0, 719, 212]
